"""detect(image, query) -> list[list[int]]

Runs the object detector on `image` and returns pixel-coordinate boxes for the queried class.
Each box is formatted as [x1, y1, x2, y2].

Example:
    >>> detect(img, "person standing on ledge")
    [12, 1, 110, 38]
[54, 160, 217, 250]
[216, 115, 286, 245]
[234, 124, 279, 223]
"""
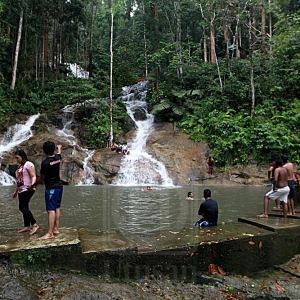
[282, 155, 296, 215]
[207, 156, 214, 175]
[258, 159, 289, 218]
[13, 149, 39, 235]
[28, 141, 63, 241]
[194, 189, 218, 227]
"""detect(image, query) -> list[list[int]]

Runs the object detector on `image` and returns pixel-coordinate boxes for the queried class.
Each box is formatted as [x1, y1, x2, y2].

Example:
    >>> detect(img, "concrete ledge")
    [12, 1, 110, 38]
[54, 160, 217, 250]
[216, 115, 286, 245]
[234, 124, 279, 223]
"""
[0, 219, 300, 278]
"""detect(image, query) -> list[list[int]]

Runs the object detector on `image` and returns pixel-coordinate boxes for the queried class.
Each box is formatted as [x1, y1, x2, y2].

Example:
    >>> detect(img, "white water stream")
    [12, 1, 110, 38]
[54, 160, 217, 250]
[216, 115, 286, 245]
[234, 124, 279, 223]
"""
[115, 82, 173, 186]
[57, 104, 95, 185]
[0, 114, 40, 185]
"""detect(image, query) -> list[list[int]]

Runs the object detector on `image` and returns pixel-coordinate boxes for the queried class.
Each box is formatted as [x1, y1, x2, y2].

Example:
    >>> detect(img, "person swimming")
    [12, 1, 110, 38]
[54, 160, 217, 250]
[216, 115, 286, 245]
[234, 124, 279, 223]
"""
[146, 186, 152, 191]
[186, 192, 194, 200]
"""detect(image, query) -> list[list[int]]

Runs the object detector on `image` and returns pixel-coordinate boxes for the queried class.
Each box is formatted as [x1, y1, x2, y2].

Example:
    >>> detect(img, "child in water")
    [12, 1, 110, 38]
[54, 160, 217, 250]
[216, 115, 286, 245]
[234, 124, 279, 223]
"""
[186, 192, 194, 200]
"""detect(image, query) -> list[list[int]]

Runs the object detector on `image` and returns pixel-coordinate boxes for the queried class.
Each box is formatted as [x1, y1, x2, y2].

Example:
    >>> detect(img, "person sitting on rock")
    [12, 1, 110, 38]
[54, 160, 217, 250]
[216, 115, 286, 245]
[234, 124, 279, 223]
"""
[122, 143, 129, 155]
[116, 143, 122, 153]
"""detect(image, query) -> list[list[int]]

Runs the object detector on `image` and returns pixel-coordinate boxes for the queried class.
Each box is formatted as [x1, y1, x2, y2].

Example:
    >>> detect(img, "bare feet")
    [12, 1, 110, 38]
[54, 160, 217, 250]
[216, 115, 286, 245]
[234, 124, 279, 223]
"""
[53, 231, 60, 236]
[273, 206, 281, 210]
[257, 214, 268, 218]
[38, 233, 54, 241]
[18, 226, 31, 233]
[30, 224, 39, 235]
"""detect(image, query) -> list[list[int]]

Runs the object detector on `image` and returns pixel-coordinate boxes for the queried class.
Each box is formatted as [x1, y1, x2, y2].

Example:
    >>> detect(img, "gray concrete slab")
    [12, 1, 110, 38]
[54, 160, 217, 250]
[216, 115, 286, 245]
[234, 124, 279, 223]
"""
[238, 216, 300, 232]
[78, 229, 137, 253]
[0, 227, 80, 253]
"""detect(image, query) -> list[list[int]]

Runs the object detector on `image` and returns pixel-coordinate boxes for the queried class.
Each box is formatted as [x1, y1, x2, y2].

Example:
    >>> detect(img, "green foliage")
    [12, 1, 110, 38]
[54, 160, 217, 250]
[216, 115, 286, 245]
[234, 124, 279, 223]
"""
[10, 249, 52, 271]
[83, 99, 128, 148]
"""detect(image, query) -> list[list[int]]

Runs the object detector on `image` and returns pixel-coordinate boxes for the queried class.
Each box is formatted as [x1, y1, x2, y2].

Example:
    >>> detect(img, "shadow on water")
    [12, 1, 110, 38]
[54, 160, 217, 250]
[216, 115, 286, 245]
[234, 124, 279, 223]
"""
[0, 185, 270, 236]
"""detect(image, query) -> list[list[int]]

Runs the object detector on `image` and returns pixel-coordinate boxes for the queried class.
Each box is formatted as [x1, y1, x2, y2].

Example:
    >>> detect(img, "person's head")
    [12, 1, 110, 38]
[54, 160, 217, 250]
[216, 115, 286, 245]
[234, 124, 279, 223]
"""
[15, 148, 28, 164]
[281, 155, 288, 164]
[43, 141, 56, 156]
[203, 189, 211, 199]
[276, 159, 283, 167]
[208, 156, 211, 159]
[271, 152, 279, 161]
[187, 192, 193, 198]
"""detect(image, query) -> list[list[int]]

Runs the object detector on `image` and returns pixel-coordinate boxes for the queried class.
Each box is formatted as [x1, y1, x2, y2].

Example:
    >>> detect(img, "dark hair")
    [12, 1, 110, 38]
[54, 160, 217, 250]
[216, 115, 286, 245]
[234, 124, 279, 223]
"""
[276, 159, 283, 167]
[203, 189, 211, 198]
[15, 148, 28, 161]
[271, 152, 279, 161]
[281, 155, 288, 164]
[187, 192, 193, 197]
[43, 141, 55, 155]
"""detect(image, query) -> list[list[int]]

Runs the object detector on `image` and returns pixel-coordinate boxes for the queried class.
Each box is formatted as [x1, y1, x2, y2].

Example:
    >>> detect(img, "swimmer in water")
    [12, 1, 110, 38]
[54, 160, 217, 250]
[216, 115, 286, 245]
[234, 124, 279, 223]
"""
[186, 192, 194, 200]
[146, 186, 152, 191]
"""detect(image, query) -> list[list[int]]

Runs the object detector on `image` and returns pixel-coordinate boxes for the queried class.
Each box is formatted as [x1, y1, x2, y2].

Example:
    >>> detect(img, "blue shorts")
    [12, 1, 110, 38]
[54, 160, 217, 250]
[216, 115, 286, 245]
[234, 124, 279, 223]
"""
[194, 218, 216, 227]
[45, 188, 63, 211]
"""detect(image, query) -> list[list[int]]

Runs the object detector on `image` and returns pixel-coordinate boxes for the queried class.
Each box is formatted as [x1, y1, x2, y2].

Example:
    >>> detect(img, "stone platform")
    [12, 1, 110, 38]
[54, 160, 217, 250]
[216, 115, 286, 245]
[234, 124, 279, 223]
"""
[1, 215, 300, 278]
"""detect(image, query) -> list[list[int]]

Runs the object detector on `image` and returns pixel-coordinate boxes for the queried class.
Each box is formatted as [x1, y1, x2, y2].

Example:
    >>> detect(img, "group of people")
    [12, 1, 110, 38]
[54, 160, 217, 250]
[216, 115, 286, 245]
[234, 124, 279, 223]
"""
[13, 141, 63, 241]
[110, 142, 130, 155]
[258, 153, 298, 218]
[106, 134, 130, 155]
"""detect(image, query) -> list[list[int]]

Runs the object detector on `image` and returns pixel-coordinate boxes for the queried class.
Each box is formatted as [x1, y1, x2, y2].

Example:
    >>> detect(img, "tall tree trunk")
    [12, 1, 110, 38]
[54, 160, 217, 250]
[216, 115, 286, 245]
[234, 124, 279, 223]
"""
[142, 1, 148, 77]
[209, 12, 216, 63]
[261, 0, 266, 63]
[249, 12, 255, 116]
[44, 13, 49, 67]
[10, 9, 23, 92]
[89, 5, 96, 78]
[268, 0, 273, 56]
[109, 1, 114, 144]
[203, 25, 207, 63]
[175, 0, 182, 77]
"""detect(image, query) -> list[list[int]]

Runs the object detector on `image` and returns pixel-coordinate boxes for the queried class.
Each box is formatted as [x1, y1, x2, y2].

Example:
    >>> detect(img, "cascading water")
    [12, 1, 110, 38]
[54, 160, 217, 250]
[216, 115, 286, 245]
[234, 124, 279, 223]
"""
[57, 104, 95, 185]
[0, 114, 40, 185]
[115, 82, 173, 186]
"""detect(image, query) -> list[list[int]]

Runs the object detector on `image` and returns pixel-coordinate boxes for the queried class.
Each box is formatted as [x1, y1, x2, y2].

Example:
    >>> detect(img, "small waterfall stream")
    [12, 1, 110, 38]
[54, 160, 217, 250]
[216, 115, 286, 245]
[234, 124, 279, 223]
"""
[57, 105, 95, 185]
[0, 114, 40, 185]
[115, 82, 173, 186]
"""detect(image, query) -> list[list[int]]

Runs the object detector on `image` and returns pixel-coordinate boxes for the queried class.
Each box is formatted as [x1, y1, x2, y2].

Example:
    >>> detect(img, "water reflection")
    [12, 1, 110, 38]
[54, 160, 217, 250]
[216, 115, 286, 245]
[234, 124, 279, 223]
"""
[0, 185, 270, 236]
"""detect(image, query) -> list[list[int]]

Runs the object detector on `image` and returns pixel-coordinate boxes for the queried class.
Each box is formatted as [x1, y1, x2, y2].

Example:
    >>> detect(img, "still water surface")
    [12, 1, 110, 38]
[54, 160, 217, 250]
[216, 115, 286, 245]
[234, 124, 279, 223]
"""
[0, 185, 270, 235]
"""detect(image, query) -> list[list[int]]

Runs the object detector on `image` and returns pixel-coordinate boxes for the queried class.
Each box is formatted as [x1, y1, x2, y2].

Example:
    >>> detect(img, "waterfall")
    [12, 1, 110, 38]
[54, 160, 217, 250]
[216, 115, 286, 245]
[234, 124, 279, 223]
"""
[77, 150, 95, 185]
[0, 114, 40, 185]
[115, 82, 173, 186]
[57, 105, 95, 185]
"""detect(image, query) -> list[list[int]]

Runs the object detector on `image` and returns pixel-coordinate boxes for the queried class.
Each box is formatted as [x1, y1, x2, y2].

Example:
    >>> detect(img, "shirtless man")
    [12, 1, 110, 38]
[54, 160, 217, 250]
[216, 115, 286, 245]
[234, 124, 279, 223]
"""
[268, 153, 280, 210]
[258, 159, 289, 218]
[282, 155, 296, 215]
[207, 156, 214, 175]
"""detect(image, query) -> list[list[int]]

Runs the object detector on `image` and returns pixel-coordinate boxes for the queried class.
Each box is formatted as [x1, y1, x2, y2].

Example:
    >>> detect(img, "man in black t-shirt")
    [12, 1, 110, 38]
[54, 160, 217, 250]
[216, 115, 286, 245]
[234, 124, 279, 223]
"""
[28, 141, 63, 240]
[194, 189, 218, 227]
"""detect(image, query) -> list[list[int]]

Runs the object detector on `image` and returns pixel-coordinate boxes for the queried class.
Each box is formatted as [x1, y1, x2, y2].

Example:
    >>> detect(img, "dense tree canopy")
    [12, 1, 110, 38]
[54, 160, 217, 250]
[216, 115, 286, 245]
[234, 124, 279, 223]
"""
[0, 0, 300, 167]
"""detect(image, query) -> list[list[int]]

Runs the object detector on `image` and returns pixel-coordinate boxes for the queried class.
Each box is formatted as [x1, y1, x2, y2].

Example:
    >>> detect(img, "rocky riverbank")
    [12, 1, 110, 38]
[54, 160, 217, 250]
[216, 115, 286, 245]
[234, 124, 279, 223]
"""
[0, 112, 272, 186]
[1, 255, 300, 300]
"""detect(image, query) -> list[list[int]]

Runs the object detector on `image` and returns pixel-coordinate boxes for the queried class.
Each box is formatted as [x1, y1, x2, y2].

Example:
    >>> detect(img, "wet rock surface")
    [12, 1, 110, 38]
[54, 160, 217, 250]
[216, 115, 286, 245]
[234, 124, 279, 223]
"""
[1, 256, 300, 299]
[1, 113, 272, 186]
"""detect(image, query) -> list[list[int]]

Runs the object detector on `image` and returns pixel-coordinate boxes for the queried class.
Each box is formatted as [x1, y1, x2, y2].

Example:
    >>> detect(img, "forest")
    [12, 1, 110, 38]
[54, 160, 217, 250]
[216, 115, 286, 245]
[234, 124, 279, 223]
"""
[0, 0, 300, 168]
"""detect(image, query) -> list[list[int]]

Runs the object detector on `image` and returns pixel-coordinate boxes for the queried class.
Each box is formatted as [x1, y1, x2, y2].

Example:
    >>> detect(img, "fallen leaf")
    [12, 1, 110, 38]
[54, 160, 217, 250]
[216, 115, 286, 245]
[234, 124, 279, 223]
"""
[274, 283, 285, 293]
[249, 241, 255, 245]
[208, 264, 218, 274]
[217, 265, 227, 276]
[259, 241, 263, 249]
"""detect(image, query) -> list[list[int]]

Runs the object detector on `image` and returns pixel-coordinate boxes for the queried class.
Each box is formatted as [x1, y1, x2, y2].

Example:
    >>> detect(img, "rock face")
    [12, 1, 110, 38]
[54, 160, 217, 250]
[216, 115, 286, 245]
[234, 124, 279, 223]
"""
[0, 113, 270, 186]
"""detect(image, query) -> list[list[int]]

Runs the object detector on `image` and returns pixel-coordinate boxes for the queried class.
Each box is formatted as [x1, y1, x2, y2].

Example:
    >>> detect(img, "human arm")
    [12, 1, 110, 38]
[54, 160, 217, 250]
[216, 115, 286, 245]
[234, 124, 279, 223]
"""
[27, 174, 45, 190]
[56, 144, 62, 155]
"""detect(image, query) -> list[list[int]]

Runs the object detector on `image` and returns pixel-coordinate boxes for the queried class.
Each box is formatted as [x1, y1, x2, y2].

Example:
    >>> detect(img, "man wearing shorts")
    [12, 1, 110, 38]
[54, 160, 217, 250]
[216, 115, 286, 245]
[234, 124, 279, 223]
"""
[29, 141, 63, 240]
[258, 159, 289, 218]
[282, 155, 296, 215]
